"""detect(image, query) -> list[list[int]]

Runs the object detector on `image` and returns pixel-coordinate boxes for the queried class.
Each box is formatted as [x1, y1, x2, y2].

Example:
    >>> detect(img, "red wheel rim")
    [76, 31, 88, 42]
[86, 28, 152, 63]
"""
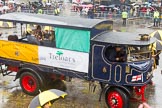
[22, 75, 37, 92]
[107, 91, 123, 108]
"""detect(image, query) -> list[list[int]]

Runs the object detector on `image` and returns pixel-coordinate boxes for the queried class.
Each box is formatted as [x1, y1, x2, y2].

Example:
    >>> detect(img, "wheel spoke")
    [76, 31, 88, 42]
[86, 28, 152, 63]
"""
[107, 91, 123, 108]
[22, 75, 37, 92]
[20, 72, 40, 96]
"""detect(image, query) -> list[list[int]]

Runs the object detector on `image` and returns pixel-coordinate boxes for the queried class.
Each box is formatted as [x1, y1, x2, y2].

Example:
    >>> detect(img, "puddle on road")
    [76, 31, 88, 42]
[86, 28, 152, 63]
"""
[0, 89, 9, 108]
[0, 74, 20, 108]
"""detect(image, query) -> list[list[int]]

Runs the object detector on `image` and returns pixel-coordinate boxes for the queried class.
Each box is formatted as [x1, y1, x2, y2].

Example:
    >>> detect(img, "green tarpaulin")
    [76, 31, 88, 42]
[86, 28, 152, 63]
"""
[55, 27, 90, 52]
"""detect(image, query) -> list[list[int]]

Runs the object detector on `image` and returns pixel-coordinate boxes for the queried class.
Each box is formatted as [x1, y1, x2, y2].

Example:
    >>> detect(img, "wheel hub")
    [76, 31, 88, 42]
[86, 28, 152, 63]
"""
[112, 98, 117, 105]
[28, 79, 34, 86]
[107, 91, 123, 108]
[22, 75, 37, 92]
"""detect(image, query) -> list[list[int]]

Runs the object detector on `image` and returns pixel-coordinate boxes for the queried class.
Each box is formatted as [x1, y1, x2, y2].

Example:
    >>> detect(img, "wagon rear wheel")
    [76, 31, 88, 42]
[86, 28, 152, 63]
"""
[105, 88, 129, 108]
[20, 72, 40, 96]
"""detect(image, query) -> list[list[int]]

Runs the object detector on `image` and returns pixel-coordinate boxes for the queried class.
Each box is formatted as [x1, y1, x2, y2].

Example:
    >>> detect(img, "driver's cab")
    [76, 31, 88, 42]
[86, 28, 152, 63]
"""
[89, 32, 156, 86]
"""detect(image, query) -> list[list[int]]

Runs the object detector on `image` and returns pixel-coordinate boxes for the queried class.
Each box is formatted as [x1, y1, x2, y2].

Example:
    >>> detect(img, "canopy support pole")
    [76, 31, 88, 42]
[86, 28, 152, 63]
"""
[21, 23, 23, 37]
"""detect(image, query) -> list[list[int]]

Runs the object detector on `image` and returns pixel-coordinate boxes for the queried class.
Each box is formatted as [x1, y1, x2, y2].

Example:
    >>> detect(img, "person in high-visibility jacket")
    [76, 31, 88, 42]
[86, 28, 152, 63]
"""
[54, 8, 58, 15]
[38, 8, 43, 14]
[122, 9, 128, 26]
[57, 8, 60, 14]
[153, 9, 160, 27]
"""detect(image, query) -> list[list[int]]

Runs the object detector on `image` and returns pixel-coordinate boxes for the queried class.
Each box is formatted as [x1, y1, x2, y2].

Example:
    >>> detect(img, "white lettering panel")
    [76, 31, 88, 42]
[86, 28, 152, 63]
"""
[38, 46, 89, 73]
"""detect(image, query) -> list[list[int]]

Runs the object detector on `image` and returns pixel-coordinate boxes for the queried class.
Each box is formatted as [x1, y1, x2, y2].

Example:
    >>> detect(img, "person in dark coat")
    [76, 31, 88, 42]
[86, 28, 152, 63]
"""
[106, 46, 126, 62]
[153, 50, 161, 66]
[87, 9, 94, 19]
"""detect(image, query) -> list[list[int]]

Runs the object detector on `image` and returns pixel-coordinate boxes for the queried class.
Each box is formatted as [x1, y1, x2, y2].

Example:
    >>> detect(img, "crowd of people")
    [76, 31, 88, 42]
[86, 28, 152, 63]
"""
[71, 2, 162, 28]
[1, 0, 162, 27]
[119, 6, 162, 27]
[0, 0, 64, 15]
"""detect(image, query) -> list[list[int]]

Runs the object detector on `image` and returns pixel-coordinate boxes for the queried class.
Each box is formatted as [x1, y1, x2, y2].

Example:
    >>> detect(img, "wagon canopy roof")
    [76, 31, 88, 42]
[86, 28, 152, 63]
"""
[92, 31, 156, 46]
[0, 12, 111, 30]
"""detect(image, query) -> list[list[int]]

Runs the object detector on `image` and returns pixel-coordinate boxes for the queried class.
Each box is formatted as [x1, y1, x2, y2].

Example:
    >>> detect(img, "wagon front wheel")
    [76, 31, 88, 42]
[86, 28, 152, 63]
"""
[20, 72, 40, 96]
[105, 88, 129, 108]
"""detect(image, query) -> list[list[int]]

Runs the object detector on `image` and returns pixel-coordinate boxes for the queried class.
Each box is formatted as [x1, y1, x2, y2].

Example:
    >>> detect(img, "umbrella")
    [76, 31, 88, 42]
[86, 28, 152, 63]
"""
[107, 4, 116, 8]
[8, 0, 15, 3]
[79, 4, 93, 8]
[153, 40, 162, 50]
[99, 5, 108, 8]
[87, 4, 93, 8]
[72, 3, 78, 6]
[2, 6, 10, 10]
[28, 89, 67, 108]
[150, 30, 162, 40]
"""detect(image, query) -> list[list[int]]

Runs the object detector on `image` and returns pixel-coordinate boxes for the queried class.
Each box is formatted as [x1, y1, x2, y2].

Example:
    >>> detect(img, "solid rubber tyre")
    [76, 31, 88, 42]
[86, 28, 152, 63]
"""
[105, 88, 129, 108]
[20, 72, 40, 96]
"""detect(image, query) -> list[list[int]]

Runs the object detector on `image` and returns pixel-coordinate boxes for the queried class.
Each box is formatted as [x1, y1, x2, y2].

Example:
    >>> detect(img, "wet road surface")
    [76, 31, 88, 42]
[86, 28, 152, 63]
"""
[0, 17, 162, 108]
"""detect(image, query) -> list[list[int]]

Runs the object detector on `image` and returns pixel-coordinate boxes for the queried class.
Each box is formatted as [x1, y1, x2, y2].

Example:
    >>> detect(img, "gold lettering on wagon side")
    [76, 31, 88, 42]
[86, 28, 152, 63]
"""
[103, 67, 107, 73]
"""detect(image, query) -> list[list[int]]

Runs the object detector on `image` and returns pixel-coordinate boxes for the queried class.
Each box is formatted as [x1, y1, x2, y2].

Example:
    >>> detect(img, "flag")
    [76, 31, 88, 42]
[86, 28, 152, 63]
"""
[131, 74, 142, 82]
